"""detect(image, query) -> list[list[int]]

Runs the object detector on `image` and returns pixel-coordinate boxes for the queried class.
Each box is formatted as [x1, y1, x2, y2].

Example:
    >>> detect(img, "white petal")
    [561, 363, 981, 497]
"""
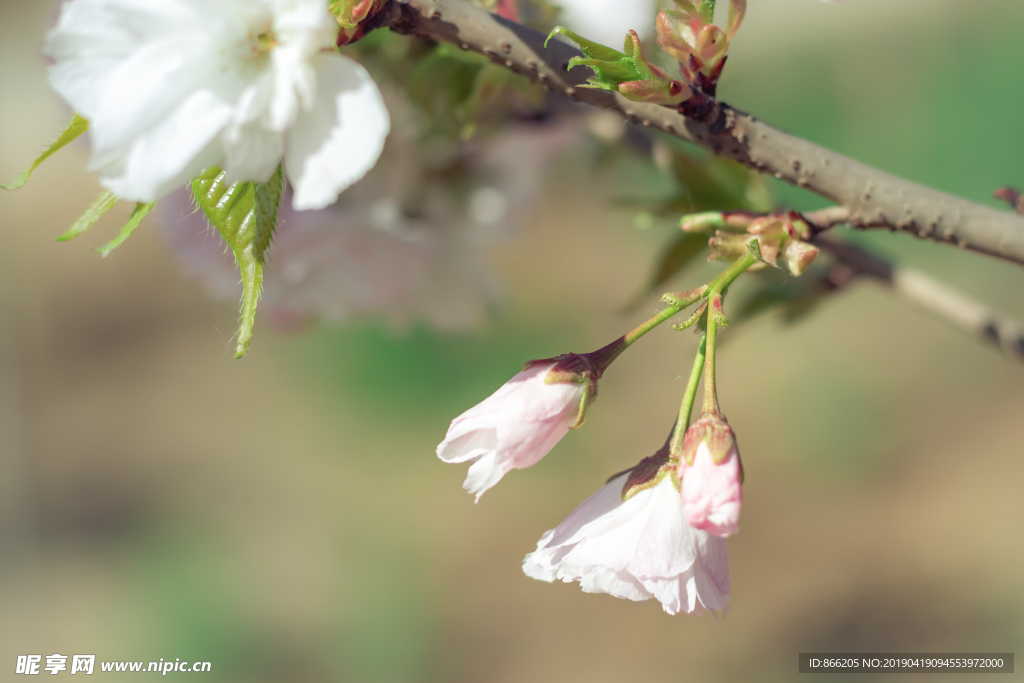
[578, 567, 651, 602]
[628, 477, 698, 577]
[436, 422, 498, 464]
[462, 451, 511, 502]
[97, 89, 232, 201]
[268, 45, 318, 130]
[222, 124, 285, 185]
[286, 53, 389, 210]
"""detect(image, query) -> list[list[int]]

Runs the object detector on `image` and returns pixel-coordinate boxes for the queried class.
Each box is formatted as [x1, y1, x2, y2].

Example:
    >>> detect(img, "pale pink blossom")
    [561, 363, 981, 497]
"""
[436, 362, 587, 501]
[523, 474, 729, 615]
[681, 440, 742, 538]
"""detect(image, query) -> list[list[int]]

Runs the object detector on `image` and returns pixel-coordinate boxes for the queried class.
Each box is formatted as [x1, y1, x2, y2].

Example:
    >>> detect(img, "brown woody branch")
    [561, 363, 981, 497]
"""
[810, 234, 1024, 362]
[381, 0, 1024, 267]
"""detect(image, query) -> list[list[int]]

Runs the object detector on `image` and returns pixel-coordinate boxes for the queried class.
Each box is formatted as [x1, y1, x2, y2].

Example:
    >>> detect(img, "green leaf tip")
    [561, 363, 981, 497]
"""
[2, 114, 88, 191]
[93, 201, 156, 257]
[546, 26, 689, 105]
[191, 165, 283, 359]
[57, 190, 118, 242]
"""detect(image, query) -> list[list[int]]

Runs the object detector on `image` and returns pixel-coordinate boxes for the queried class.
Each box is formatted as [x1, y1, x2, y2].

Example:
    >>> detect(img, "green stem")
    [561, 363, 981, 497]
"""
[589, 251, 755, 375]
[623, 303, 686, 347]
[701, 250, 757, 414]
[703, 310, 719, 413]
[669, 331, 707, 458]
[589, 301, 692, 374]
[708, 251, 756, 294]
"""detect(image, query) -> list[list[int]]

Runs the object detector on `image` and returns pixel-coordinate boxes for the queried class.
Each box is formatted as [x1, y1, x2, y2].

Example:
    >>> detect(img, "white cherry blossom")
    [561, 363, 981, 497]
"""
[524, 474, 730, 615]
[46, 0, 389, 209]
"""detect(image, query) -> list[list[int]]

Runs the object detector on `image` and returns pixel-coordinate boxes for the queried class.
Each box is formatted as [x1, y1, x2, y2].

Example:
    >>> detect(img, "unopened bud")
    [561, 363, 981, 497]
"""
[782, 239, 819, 276]
[332, 0, 387, 44]
[656, 0, 746, 86]
[680, 411, 736, 466]
[681, 210, 755, 233]
[709, 230, 751, 261]
[681, 211, 726, 233]
[549, 28, 691, 106]
[523, 352, 601, 429]
[746, 216, 785, 237]
[678, 411, 742, 537]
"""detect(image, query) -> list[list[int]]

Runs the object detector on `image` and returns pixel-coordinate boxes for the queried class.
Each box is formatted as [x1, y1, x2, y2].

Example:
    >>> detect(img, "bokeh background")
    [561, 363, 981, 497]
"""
[1, 0, 1023, 681]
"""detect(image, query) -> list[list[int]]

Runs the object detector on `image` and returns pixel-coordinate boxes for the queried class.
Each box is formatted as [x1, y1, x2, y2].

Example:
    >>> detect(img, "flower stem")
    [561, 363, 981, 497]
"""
[623, 303, 687, 347]
[669, 330, 707, 458]
[703, 311, 720, 413]
[588, 251, 755, 375]
[708, 251, 757, 295]
[701, 250, 757, 414]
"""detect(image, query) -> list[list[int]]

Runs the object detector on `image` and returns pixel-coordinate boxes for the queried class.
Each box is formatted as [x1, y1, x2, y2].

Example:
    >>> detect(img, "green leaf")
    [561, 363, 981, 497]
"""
[56, 190, 118, 242]
[94, 201, 155, 257]
[698, 0, 716, 24]
[253, 165, 283, 265]
[191, 165, 283, 359]
[2, 114, 89, 190]
[545, 26, 626, 63]
[545, 26, 644, 91]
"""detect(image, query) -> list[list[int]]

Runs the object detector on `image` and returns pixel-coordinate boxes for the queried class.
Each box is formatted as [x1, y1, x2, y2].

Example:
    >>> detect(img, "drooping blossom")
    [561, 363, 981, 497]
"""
[523, 464, 729, 615]
[46, 0, 389, 209]
[437, 360, 590, 501]
[679, 411, 742, 537]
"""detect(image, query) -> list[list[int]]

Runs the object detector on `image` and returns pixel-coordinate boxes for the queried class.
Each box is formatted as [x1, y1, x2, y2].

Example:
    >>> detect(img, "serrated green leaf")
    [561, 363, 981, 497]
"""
[3, 114, 88, 190]
[698, 0, 716, 24]
[57, 190, 118, 242]
[191, 165, 283, 359]
[253, 165, 283, 264]
[94, 201, 155, 257]
[545, 26, 625, 63]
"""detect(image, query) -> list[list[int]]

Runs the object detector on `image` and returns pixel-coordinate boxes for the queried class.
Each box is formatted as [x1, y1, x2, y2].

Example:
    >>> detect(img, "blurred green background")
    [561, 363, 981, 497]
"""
[1, 0, 1023, 681]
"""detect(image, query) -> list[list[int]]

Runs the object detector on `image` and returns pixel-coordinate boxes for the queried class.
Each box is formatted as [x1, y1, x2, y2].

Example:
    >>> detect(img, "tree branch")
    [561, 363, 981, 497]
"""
[811, 234, 1024, 362]
[382, 0, 1024, 267]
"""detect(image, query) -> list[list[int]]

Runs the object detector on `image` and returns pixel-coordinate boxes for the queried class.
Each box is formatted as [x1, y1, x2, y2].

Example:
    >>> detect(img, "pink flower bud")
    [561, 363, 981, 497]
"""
[679, 412, 742, 537]
[436, 362, 589, 501]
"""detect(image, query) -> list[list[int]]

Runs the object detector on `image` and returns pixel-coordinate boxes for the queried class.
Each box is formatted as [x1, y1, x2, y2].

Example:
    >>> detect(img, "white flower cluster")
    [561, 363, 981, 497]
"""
[47, 0, 390, 209]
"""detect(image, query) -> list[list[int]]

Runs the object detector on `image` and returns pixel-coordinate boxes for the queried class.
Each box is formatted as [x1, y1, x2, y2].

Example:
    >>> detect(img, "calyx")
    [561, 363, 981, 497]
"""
[681, 410, 738, 466]
[620, 450, 677, 500]
[523, 353, 601, 429]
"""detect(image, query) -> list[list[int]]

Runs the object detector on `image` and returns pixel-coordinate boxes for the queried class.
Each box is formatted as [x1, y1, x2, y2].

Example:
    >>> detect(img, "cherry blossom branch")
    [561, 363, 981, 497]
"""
[380, 0, 1024, 267]
[811, 234, 1024, 362]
